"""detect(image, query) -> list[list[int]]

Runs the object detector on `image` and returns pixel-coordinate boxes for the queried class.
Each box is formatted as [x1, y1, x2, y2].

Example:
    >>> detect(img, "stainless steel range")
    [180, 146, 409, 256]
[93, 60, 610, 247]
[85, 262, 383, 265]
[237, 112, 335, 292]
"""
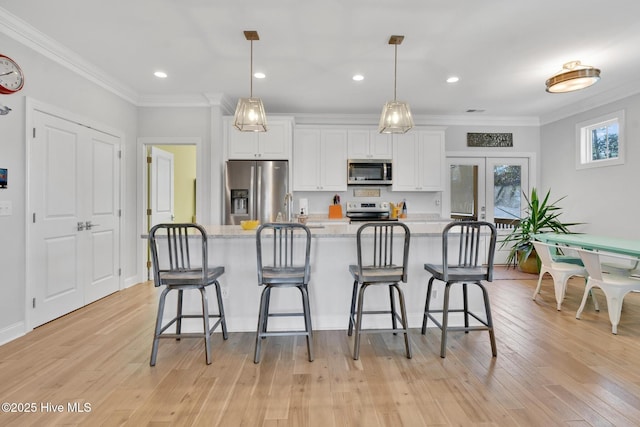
[346, 201, 396, 222]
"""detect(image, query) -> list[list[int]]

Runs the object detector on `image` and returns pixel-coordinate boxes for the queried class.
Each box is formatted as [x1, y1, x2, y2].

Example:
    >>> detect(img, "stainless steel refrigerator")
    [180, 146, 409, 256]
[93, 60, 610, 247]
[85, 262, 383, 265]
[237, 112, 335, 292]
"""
[224, 160, 289, 225]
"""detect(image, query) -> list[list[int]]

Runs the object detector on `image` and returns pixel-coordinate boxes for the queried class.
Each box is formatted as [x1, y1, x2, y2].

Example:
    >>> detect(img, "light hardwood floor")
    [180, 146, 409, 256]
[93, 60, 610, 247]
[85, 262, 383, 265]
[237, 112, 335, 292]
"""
[2, 272, 640, 426]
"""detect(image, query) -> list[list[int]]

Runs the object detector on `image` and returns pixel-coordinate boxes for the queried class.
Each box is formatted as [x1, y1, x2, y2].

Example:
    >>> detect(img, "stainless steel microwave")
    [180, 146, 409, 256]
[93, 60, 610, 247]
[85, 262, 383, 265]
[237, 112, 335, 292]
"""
[347, 159, 393, 185]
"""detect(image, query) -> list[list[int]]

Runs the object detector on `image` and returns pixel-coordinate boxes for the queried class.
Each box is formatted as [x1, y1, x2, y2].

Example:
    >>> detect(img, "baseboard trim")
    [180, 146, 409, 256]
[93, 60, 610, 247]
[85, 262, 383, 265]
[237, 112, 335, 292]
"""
[0, 321, 26, 346]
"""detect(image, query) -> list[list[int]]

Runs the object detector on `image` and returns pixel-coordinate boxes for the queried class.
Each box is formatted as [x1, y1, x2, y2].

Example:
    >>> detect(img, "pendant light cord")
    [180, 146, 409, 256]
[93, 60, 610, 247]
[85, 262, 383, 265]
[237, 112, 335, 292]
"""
[250, 40, 254, 98]
[393, 44, 398, 102]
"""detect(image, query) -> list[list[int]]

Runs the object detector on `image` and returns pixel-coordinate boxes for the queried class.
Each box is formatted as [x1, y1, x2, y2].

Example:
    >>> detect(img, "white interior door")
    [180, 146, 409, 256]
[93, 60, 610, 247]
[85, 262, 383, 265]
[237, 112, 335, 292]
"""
[84, 131, 121, 303]
[149, 146, 174, 226]
[29, 110, 121, 327]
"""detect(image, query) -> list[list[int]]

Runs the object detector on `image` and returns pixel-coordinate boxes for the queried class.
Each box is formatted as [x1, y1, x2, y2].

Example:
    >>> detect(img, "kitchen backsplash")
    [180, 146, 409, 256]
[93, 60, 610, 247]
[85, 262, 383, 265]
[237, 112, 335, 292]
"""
[294, 188, 442, 216]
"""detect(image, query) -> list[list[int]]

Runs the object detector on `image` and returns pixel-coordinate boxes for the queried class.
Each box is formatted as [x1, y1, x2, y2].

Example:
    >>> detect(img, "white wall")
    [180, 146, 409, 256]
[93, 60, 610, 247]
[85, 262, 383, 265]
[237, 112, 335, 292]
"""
[137, 105, 229, 228]
[0, 33, 138, 343]
[540, 94, 640, 238]
[445, 123, 540, 174]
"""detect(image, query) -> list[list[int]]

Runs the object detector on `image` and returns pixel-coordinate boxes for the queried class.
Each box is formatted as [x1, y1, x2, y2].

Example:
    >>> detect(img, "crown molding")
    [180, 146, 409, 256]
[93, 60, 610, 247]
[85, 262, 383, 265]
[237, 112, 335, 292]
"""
[290, 112, 539, 127]
[137, 94, 212, 108]
[204, 92, 234, 113]
[0, 7, 139, 105]
[137, 93, 236, 111]
[539, 81, 640, 125]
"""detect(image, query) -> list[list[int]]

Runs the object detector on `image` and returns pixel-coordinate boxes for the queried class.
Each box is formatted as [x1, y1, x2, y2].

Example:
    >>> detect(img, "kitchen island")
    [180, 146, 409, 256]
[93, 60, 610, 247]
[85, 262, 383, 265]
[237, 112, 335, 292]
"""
[151, 220, 492, 333]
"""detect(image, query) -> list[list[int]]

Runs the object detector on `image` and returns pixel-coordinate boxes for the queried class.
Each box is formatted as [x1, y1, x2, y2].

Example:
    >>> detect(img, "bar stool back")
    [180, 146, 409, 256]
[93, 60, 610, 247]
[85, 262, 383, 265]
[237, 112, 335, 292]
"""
[422, 221, 497, 358]
[254, 223, 313, 363]
[148, 223, 228, 366]
[348, 222, 411, 360]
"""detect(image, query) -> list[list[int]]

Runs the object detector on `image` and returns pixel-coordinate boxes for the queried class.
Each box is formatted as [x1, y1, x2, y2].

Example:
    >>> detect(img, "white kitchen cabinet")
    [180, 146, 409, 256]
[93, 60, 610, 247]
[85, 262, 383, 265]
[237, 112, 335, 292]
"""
[293, 128, 347, 191]
[392, 129, 445, 192]
[347, 129, 393, 159]
[225, 117, 292, 160]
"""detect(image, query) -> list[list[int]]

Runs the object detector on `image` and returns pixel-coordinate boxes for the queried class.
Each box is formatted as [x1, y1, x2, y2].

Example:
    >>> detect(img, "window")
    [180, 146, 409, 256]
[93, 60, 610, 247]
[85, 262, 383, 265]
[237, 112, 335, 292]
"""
[576, 110, 625, 169]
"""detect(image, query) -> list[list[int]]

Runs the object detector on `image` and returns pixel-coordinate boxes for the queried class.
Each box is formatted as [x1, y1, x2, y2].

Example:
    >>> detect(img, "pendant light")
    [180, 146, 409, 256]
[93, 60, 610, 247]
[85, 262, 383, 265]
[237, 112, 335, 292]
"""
[545, 60, 601, 93]
[378, 35, 414, 134]
[234, 30, 268, 132]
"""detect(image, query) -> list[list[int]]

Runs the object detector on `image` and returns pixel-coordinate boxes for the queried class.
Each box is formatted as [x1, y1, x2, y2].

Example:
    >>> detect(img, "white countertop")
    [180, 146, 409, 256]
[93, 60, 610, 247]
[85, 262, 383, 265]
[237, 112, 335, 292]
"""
[201, 219, 450, 239]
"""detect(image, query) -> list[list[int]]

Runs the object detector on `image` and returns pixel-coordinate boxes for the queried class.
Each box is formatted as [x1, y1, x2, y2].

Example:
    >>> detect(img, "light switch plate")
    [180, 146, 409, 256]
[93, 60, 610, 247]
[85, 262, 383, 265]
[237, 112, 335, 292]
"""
[0, 201, 12, 216]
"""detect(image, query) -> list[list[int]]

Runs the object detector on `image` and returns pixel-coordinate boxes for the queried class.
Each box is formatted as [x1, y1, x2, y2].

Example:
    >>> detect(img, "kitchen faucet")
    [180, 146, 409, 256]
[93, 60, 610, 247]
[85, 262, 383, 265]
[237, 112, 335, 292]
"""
[284, 193, 293, 222]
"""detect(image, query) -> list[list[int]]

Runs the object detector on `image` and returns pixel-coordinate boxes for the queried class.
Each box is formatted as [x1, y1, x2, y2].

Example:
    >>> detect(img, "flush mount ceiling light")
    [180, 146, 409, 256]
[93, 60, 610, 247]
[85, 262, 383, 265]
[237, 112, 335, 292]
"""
[378, 35, 414, 134]
[234, 30, 267, 132]
[545, 60, 601, 93]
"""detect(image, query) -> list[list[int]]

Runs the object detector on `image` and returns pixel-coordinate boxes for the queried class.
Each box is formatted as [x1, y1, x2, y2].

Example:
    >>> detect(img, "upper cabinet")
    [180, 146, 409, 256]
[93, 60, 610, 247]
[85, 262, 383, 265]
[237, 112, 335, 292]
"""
[224, 117, 293, 160]
[293, 128, 347, 191]
[347, 129, 393, 159]
[392, 129, 445, 192]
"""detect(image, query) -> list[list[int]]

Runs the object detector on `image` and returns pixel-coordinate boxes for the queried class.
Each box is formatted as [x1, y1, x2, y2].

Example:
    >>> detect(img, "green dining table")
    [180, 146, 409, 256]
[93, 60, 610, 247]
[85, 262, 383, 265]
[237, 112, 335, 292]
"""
[532, 233, 640, 258]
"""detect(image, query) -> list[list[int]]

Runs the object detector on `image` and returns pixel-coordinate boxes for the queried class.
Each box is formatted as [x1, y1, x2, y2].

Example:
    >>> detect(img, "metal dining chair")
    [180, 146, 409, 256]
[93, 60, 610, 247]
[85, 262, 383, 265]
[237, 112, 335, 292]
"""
[254, 222, 313, 363]
[575, 248, 640, 334]
[148, 223, 228, 366]
[422, 221, 497, 358]
[348, 222, 411, 360]
[532, 240, 598, 311]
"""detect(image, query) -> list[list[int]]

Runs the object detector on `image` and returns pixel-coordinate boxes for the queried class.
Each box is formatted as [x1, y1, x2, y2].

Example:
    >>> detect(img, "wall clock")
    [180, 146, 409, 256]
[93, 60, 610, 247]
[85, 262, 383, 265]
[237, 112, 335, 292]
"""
[0, 54, 25, 94]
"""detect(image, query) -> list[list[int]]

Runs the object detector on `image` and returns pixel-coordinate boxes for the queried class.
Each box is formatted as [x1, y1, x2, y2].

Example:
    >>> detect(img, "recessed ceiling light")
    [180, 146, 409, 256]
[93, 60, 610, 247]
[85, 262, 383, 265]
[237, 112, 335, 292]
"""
[446, 76, 459, 83]
[254, 72, 266, 79]
[154, 71, 168, 78]
[352, 74, 364, 81]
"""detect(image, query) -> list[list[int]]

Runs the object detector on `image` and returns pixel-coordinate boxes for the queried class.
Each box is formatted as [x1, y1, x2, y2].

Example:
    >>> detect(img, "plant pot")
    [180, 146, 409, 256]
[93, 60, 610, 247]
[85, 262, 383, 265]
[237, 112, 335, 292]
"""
[517, 248, 540, 274]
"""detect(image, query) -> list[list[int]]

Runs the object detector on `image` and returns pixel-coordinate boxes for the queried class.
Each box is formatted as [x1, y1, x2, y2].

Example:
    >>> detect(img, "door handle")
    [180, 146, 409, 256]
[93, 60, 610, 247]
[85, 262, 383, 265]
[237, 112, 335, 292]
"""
[85, 221, 100, 230]
[77, 222, 85, 231]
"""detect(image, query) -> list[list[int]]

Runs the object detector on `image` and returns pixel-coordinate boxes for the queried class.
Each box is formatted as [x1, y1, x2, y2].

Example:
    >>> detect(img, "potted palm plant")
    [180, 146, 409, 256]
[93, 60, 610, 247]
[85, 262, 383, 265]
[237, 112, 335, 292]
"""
[500, 187, 580, 273]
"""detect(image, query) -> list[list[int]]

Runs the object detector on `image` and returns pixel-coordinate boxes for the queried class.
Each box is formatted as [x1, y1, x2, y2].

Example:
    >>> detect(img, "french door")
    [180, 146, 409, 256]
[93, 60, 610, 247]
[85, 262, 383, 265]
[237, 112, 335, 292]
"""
[447, 156, 530, 263]
[29, 110, 121, 327]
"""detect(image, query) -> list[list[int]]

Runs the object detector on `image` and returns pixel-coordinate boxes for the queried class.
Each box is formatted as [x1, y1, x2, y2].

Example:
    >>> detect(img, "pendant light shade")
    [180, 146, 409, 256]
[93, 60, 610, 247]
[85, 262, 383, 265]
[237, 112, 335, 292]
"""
[234, 97, 267, 132]
[234, 30, 267, 132]
[545, 61, 601, 93]
[379, 35, 414, 134]
[379, 101, 414, 134]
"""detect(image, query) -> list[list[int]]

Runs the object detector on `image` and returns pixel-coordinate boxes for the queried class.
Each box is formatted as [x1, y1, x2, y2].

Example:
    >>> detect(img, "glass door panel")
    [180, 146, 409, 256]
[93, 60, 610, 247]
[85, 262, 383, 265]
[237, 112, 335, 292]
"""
[485, 158, 529, 227]
[447, 158, 485, 221]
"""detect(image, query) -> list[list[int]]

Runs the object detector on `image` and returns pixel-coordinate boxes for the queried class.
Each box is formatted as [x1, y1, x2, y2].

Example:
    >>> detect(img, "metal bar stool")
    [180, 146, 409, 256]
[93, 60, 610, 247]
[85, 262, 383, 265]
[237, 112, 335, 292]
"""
[422, 221, 497, 358]
[148, 223, 228, 366]
[254, 222, 313, 363]
[348, 222, 411, 360]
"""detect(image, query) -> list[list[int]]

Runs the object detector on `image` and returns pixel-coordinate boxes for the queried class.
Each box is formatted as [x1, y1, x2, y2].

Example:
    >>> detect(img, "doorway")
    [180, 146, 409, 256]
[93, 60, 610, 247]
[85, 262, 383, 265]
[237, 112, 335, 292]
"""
[139, 138, 199, 278]
[446, 154, 534, 263]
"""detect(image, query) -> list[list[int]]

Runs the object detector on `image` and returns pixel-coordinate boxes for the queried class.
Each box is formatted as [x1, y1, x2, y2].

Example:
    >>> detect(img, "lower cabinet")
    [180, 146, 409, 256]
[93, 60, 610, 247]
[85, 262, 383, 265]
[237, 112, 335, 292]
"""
[392, 129, 445, 191]
[293, 128, 347, 191]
